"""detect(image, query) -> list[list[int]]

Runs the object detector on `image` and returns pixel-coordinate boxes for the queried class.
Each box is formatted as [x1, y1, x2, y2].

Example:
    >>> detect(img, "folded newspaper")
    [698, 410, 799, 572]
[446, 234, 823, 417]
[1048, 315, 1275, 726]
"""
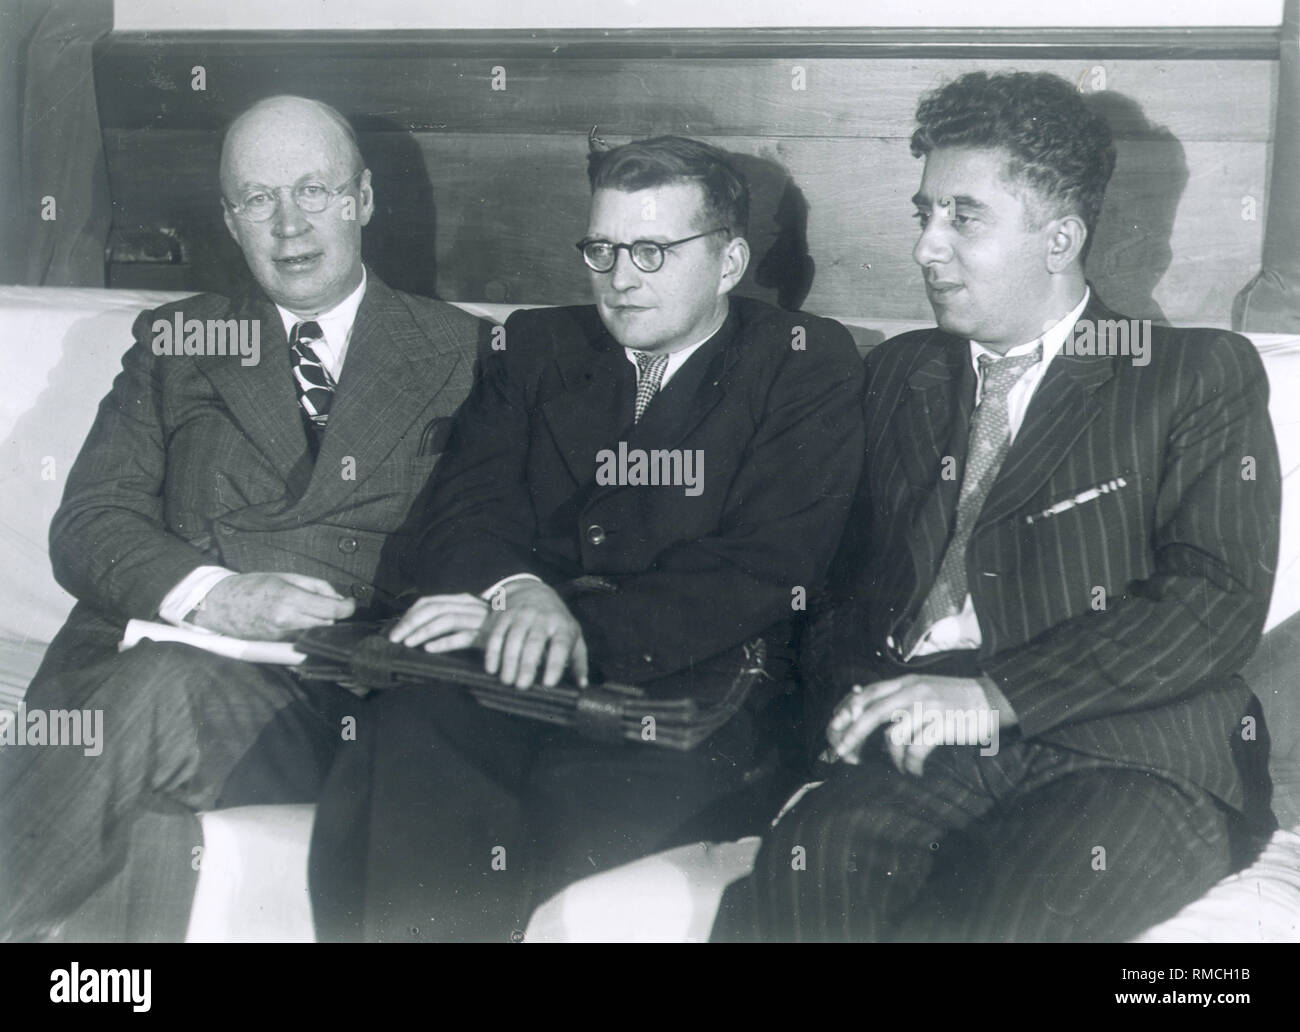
[118, 619, 306, 665]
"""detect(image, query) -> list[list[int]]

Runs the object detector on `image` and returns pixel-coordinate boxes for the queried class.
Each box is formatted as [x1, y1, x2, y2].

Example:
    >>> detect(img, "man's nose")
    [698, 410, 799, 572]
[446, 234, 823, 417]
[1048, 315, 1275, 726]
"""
[608, 248, 642, 291]
[912, 218, 950, 268]
[270, 191, 310, 238]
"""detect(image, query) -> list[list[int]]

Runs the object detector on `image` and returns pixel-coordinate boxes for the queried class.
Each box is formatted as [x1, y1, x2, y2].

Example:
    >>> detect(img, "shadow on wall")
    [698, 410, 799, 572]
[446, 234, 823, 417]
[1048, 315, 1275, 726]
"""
[728, 147, 885, 350]
[1082, 90, 1188, 326]
[356, 115, 440, 298]
[725, 150, 816, 314]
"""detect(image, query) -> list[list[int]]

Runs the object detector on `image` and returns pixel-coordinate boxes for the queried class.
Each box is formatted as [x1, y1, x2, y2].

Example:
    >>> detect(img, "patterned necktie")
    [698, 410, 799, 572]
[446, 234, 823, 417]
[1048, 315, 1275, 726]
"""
[904, 345, 1042, 653]
[290, 321, 335, 429]
[633, 350, 670, 423]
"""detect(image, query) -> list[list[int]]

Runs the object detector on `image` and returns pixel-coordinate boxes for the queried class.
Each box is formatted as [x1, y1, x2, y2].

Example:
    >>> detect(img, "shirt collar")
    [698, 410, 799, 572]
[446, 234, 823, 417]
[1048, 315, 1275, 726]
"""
[624, 334, 712, 380]
[275, 265, 368, 354]
[969, 285, 1090, 368]
[622, 306, 729, 380]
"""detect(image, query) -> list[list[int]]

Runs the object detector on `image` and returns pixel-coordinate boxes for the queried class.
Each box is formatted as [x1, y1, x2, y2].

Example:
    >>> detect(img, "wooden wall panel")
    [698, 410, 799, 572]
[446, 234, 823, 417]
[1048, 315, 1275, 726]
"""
[95, 34, 1279, 329]
[96, 49, 1277, 142]
[106, 127, 1268, 326]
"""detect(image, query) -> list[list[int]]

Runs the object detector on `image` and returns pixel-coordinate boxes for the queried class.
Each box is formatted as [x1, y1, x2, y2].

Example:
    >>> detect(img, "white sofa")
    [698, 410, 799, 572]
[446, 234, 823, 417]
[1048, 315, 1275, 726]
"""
[2, 284, 1299, 942]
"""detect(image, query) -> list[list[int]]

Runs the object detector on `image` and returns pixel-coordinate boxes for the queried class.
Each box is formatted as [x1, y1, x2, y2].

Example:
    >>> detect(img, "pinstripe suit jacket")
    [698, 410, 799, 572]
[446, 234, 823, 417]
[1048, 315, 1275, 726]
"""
[28, 271, 489, 709]
[814, 292, 1281, 812]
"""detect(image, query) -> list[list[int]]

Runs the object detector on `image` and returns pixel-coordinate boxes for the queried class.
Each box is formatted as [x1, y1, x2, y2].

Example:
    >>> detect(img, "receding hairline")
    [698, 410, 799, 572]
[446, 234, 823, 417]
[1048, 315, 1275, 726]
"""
[219, 95, 365, 183]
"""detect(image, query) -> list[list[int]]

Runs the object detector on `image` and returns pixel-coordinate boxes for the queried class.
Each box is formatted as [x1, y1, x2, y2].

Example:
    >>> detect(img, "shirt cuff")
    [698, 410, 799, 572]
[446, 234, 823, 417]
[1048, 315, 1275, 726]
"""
[480, 573, 543, 603]
[157, 566, 238, 625]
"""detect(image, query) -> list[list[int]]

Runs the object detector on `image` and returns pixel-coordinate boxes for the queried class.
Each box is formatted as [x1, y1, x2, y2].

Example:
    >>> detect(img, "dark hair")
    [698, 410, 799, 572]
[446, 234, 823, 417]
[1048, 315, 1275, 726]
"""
[586, 135, 749, 239]
[910, 71, 1116, 258]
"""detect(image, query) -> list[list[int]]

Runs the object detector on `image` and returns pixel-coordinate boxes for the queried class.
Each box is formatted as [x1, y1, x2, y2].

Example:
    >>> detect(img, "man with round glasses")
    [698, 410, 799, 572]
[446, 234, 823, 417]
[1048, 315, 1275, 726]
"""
[309, 134, 867, 941]
[0, 95, 488, 942]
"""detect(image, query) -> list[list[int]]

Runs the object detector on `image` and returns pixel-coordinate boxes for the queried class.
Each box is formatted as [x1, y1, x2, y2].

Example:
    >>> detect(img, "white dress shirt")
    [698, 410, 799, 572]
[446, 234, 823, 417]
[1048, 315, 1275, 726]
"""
[621, 333, 712, 388]
[156, 269, 369, 625]
[906, 287, 1090, 658]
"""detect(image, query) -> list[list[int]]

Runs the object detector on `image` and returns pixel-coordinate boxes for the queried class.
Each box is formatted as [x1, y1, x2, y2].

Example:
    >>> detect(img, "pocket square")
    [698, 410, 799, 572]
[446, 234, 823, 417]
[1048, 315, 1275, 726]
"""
[418, 417, 453, 456]
[1024, 476, 1129, 525]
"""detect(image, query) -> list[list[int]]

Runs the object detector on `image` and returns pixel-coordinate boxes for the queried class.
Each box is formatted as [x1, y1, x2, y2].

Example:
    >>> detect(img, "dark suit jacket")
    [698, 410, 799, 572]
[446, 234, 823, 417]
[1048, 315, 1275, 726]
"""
[29, 271, 489, 707]
[813, 291, 1281, 813]
[409, 296, 866, 686]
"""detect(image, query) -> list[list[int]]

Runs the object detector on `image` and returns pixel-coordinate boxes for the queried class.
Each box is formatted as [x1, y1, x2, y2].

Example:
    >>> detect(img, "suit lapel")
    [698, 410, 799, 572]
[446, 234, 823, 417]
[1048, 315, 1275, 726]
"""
[895, 336, 970, 490]
[625, 314, 735, 451]
[977, 298, 1118, 529]
[540, 320, 637, 489]
[307, 275, 463, 503]
[539, 307, 738, 501]
[195, 289, 313, 490]
[893, 335, 976, 621]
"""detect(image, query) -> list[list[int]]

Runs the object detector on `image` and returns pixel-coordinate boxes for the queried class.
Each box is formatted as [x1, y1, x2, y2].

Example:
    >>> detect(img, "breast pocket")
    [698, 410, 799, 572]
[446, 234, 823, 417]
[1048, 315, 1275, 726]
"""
[418, 416, 454, 459]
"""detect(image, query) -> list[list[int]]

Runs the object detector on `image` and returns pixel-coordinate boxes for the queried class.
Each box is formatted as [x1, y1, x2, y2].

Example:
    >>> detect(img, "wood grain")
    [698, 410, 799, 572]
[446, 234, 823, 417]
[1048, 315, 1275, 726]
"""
[95, 51, 1277, 142]
[95, 33, 1279, 329]
[104, 128, 1268, 326]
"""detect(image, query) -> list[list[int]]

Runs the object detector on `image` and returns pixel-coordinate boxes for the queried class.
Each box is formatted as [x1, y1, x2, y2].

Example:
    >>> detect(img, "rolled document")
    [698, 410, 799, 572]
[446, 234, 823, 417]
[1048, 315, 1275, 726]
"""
[118, 619, 306, 665]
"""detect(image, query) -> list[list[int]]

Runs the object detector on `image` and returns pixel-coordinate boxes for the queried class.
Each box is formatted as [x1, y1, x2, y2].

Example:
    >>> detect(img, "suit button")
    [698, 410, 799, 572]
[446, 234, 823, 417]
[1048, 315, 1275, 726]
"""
[217, 524, 235, 536]
[641, 652, 654, 664]
[338, 536, 359, 554]
[351, 583, 374, 603]
[585, 525, 606, 546]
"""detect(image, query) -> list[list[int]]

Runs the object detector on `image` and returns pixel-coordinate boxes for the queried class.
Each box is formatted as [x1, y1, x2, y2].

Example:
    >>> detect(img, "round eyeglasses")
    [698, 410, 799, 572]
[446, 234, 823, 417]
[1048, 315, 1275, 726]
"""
[575, 226, 730, 273]
[225, 171, 364, 223]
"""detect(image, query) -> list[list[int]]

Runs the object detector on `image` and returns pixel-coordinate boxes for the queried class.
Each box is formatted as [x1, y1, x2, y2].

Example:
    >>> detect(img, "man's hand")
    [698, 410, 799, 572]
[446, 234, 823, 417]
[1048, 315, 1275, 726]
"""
[190, 573, 355, 640]
[388, 582, 588, 689]
[481, 580, 588, 689]
[388, 593, 491, 653]
[825, 674, 1011, 775]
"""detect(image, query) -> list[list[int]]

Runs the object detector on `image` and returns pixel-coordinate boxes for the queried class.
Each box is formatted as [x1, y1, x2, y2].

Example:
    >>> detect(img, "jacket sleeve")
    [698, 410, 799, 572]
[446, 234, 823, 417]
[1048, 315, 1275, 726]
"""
[409, 308, 547, 594]
[48, 308, 216, 620]
[568, 322, 866, 682]
[982, 335, 1281, 737]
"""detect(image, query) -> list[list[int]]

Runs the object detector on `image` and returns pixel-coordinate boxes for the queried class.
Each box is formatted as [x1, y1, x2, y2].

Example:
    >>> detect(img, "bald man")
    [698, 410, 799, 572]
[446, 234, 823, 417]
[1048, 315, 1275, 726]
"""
[0, 96, 488, 941]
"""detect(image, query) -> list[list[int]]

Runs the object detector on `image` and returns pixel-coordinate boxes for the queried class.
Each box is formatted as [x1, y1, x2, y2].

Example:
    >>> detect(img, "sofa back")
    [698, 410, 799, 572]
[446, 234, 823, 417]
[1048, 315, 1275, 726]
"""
[2, 286, 1298, 747]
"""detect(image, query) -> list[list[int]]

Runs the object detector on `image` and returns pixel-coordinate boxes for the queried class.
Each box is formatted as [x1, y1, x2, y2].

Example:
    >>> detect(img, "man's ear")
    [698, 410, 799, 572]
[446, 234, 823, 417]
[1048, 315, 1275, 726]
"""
[221, 201, 240, 243]
[718, 235, 750, 295]
[1045, 214, 1087, 274]
[356, 168, 375, 228]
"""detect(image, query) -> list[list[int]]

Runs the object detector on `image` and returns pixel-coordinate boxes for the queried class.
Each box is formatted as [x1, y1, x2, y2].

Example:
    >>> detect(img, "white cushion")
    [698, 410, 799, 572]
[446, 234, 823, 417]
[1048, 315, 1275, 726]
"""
[2, 286, 1299, 942]
[187, 805, 316, 943]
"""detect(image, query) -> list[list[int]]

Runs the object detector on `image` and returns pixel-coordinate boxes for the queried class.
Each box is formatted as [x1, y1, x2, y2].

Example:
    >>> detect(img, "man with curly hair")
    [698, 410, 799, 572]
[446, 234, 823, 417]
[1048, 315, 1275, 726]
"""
[717, 70, 1281, 942]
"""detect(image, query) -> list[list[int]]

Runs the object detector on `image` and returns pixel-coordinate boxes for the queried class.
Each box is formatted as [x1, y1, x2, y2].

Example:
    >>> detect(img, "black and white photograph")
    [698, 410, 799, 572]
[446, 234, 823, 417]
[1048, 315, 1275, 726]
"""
[0, 0, 1295, 1003]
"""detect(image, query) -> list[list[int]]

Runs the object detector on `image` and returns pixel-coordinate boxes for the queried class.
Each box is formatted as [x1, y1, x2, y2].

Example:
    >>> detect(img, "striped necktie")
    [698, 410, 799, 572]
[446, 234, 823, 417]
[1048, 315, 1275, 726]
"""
[290, 321, 335, 429]
[902, 345, 1042, 654]
[633, 350, 670, 423]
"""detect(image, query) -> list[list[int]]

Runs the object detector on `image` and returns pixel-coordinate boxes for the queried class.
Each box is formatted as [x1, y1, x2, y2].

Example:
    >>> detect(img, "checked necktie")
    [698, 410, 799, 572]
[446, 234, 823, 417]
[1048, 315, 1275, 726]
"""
[633, 350, 670, 423]
[903, 345, 1042, 655]
[290, 321, 335, 429]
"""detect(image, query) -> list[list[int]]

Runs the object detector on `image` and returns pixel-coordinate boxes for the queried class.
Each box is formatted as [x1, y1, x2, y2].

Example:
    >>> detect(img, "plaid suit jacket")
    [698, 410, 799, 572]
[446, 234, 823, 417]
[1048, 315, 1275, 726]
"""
[29, 271, 489, 706]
